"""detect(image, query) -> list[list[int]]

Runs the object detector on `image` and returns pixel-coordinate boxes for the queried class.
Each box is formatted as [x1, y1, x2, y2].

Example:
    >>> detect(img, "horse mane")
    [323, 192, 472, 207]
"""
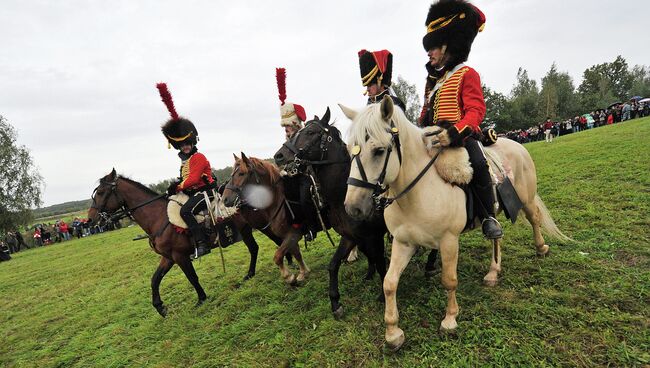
[239, 158, 282, 185]
[117, 175, 162, 196]
[347, 103, 421, 149]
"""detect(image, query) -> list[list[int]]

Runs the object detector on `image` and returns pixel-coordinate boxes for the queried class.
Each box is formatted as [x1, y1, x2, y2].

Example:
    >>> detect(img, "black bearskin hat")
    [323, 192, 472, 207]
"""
[358, 49, 394, 87]
[422, 0, 485, 64]
[156, 83, 199, 149]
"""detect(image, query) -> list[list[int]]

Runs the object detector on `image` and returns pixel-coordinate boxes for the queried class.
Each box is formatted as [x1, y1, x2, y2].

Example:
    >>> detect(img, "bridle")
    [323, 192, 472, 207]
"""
[347, 120, 442, 210]
[91, 178, 165, 223]
[281, 120, 350, 176]
[224, 164, 261, 208]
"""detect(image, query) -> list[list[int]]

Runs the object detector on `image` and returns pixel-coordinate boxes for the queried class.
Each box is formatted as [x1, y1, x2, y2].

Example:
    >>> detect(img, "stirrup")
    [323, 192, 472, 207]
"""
[481, 216, 503, 239]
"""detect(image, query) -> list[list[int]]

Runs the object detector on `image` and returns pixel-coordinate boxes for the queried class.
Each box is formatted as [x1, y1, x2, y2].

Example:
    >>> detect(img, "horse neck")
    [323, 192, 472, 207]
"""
[313, 143, 349, 204]
[117, 179, 167, 234]
[388, 117, 446, 196]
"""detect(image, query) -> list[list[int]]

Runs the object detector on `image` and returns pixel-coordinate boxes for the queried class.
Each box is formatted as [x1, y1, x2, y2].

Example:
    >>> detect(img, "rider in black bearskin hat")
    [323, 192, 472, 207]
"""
[157, 83, 215, 258]
[358, 49, 406, 111]
[419, 0, 502, 239]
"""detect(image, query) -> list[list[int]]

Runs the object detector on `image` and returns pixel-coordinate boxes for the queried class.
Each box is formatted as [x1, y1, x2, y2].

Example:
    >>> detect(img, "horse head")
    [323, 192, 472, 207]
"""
[341, 96, 404, 220]
[88, 168, 126, 225]
[223, 153, 277, 209]
[274, 106, 341, 172]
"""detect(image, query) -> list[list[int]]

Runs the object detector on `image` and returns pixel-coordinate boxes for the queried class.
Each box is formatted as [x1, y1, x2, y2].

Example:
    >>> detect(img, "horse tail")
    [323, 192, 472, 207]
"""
[534, 194, 573, 242]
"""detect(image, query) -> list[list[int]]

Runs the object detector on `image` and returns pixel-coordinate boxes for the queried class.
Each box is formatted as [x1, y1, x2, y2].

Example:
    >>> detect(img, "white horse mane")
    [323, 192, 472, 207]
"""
[346, 103, 423, 149]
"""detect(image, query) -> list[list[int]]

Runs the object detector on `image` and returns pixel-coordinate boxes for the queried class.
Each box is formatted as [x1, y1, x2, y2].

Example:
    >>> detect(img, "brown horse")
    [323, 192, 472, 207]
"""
[222, 154, 310, 284]
[88, 169, 270, 317]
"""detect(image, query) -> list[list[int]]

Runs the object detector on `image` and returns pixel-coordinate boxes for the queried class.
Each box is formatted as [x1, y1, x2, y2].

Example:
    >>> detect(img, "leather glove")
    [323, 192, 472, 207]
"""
[166, 181, 179, 196]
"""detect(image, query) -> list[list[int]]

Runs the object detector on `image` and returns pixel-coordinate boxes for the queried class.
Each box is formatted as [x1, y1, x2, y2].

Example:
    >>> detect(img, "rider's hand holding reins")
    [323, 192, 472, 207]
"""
[166, 181, 179, 196]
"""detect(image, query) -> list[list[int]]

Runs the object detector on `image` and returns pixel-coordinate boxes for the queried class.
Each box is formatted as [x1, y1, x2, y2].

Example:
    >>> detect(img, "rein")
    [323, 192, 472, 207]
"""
[91, 178, 167, 222]
[347, 121, 442, 209]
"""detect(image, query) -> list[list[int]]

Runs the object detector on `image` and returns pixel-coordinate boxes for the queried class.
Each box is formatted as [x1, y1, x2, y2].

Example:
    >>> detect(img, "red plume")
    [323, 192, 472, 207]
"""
[276, 68, 287, 105]
[156, 83, 179, 120]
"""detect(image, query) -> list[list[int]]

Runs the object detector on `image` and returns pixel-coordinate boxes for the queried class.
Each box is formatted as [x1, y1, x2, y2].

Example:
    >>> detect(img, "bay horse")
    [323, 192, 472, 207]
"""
[341, 96, 570, 350]
[222, 154, 310, 285]
[273, 107, 389, 318]
[88, 169, 269, 317]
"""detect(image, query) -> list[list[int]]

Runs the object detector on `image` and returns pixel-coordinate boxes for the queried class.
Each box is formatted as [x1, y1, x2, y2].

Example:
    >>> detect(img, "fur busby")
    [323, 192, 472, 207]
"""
[157, 83, 198, 150]
[358, 49, 393, 87]
[422, 0, 485, 64]
[276, 68, 306, 129]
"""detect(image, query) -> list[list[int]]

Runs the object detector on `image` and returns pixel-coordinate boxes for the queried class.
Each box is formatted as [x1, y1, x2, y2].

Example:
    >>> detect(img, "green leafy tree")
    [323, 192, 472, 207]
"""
[508, 68, 542, 128]
[540, 63, 579, 120]
[483, 85, 513, 131]
[391, 76, 422, 123]
[628, 65, 650, 98]
[579, 56, 633, 108]
[0, 115, 44, 232]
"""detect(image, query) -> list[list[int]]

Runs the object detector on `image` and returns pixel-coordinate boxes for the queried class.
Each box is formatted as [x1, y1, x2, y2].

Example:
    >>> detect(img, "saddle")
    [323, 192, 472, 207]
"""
[167, 191, 238, 229]
[423, 127, 523, 229]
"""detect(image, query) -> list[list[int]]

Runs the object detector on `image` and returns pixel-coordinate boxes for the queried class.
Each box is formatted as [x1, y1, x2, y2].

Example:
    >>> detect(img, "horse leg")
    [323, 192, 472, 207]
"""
[363, 236, 387, 301]
[263, 230, 293, 266]
[483, 238, 502, 287]
[273, 232, 300, 285]
[523, 200, 550, 256]
[173, 253, 207, 306]
[439, 234, 460, 332]
[424, 249, 439, 277]
[383, 240, 416, 351]
[328, 237, 355, 319]
[151, 256, 174, 317]
[288, 238, 310, 283]
[240, 226, 259, 281]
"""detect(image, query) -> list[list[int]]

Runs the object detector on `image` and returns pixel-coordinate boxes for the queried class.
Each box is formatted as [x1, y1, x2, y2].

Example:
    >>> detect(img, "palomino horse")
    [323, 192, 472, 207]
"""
[341, 96, 570, 351]
[88, 169, 268, 317]
[273, 107, 388, 318]
[222, 154, 310, 285]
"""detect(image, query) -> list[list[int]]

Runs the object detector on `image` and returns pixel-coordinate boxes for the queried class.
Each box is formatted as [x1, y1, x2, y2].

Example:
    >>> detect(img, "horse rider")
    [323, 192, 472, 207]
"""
[358, 49, 406, 112]
[275, 68, 320, 241]
[418, 0, 502, 239]
[157, 83, 215, 259]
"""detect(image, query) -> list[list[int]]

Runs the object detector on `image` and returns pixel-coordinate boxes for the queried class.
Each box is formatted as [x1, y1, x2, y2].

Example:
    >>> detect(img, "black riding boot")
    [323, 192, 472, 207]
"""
[475, 183, 503, 239]
[188, 223, 211, 259]
[466, 137, 503, 239]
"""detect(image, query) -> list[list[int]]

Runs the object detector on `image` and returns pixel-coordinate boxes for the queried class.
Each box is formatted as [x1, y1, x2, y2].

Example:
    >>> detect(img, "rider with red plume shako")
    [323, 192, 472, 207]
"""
[419, 0, 502, 239]
[157, 83, 215, 258]
[358, 49, 406, 111]
[277, 68, 307, 140]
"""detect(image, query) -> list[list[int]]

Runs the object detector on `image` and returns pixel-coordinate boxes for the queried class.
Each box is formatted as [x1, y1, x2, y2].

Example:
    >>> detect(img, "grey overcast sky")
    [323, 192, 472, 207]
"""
[1, 0, 646, 207]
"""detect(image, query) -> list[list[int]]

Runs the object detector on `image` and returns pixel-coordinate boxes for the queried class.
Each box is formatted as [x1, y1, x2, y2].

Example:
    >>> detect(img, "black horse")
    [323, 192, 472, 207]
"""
[274, 108, 394, 318]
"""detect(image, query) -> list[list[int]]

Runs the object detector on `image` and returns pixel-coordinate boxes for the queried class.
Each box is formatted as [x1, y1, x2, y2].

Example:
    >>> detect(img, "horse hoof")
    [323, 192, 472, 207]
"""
[243, 273, 254, 282]
[385, 329, 405, 352]
[424, 269, 436, 278]
[483, 276, 499, 287]
[195, 299, 205, 308]
[439, 318, 458, 333]
[536, 244, 550, 257]
[156, 305, 167, 318]
[285, 274, 297, 286]
[333, 306, 344, 320]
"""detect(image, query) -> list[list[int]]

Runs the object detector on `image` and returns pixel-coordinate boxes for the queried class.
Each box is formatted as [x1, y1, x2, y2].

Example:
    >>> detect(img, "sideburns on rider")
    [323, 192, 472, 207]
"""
[157, 83, 215, 258]
[418, 0, 502, 239]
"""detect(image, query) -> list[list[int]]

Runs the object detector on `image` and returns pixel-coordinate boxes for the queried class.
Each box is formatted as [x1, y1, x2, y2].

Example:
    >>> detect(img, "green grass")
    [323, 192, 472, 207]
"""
[2, 119, 649, 367]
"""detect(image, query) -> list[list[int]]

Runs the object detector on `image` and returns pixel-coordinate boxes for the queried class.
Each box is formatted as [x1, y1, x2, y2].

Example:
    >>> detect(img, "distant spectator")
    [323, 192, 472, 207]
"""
[15, 230, 29, 250]
[622, 102, 631, 121]
[544, 118, 554, 143]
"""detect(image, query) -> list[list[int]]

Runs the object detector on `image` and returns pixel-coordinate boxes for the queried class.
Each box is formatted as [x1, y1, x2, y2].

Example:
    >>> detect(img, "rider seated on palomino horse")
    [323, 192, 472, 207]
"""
[358, 49, 406, 112]
[157, 83, 216, 259]
[418, 0, 502, 239]
[276, 67, 319, 242]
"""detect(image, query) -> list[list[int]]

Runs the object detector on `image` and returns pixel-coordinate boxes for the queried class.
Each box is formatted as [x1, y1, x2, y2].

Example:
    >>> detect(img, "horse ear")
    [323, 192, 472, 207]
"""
[233, 153, 240, 162]
[380, 95, 394, 122]
[109, 168, 116, 179]
[321, 107, 331, 126]
[241, 152, 252, 167]
[338, 103, 357, 121]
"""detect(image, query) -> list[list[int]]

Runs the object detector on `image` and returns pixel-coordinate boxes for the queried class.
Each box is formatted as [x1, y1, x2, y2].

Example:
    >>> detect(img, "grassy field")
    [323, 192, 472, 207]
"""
[1, 118, 649, 367]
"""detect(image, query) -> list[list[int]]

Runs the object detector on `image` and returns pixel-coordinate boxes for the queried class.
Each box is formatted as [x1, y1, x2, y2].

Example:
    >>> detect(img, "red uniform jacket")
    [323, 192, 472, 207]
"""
[419, 65, 486, 143]
[176, 152, 214, 193]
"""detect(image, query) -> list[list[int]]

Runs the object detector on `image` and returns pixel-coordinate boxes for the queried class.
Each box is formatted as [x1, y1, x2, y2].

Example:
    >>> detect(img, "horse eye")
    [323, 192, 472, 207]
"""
[238, 172, 245, 176]
[373, 148, 385, 157]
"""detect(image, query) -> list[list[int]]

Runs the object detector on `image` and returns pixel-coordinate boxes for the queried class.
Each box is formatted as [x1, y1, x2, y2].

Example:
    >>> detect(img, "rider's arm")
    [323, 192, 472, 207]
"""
[178, 153, 211, 191]
[449, 67, 486, 142]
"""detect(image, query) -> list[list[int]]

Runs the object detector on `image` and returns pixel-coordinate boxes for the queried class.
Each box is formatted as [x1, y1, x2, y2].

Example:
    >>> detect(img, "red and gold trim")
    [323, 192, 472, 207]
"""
[432, 66, 470, 123]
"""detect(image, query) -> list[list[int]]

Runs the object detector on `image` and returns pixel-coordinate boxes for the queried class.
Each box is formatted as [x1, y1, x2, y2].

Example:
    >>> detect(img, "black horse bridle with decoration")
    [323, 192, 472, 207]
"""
[347, 120, 442, 210]
[281, 120, 350, 176]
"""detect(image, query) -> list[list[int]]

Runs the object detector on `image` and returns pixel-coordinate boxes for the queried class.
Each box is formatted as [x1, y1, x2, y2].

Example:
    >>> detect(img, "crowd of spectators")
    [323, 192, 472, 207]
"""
[504, 99, 649, 144]
[1, 217, 123, 259]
